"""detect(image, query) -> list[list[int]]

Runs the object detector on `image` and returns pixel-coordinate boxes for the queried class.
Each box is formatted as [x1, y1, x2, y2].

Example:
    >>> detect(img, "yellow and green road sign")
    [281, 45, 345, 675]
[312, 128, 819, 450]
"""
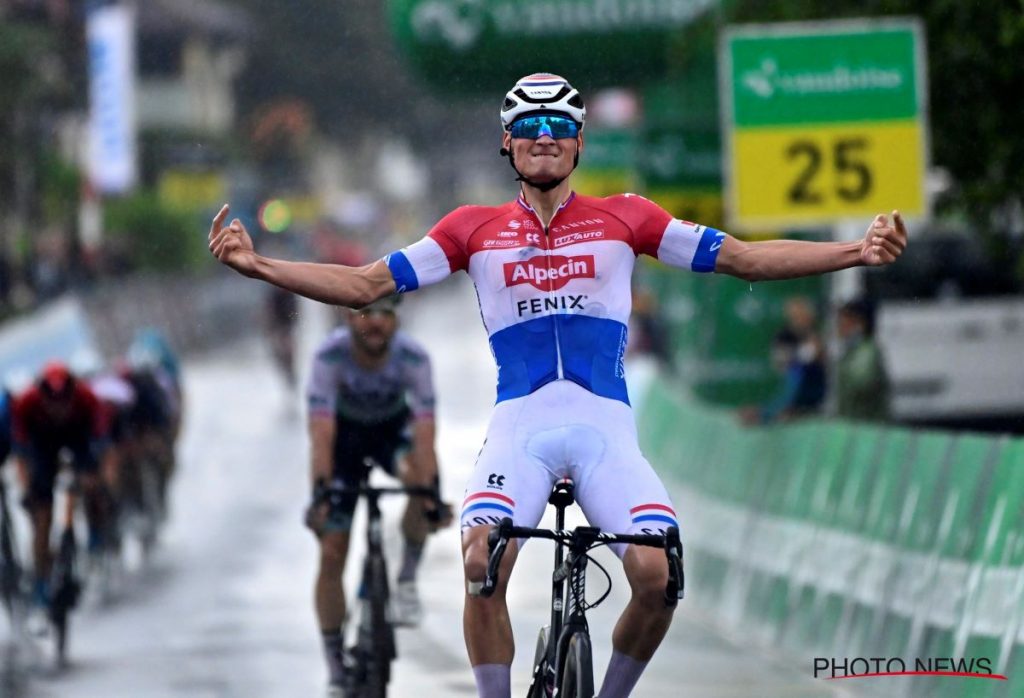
[721, 19, 929, 231]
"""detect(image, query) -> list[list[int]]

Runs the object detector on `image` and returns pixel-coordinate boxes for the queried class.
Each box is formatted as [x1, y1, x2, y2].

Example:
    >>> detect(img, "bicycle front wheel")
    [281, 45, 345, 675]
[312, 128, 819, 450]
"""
[559, 631, 594, 698]
[527, 625, 550, 698]
[363, 555, 394, 698]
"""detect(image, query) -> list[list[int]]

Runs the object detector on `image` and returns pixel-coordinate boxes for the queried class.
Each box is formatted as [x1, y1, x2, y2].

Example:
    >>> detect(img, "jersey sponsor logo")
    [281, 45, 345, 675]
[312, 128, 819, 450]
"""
[498, 230, 518, 238]
[552, 230, 604, 247]
[507, 219, 521, 229]
[504, 255, 595, 291]
[550, 218, 604, 233]
[516, 294, 587, 317]
[709, 231, 726, 252]
[483, 239, 520, 248]
[525, 232, 541, 244]
[487, 473, 506, 488]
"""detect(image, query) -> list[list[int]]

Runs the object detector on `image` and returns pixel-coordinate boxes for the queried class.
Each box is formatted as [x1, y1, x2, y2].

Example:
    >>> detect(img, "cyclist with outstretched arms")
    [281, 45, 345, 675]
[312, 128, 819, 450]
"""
[210, 74, 907, 698]
[304, 295, 447, 695]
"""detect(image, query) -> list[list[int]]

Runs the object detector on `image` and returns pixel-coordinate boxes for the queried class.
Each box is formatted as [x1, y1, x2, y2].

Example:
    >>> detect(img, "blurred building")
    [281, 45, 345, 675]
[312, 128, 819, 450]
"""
[135, 0, 250, 135]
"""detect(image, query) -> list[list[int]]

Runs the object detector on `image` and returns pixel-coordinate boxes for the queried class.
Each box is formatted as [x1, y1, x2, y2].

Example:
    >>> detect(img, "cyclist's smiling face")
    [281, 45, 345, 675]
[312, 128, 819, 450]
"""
[348, 308, 398, 359]
[503, 130, 582, 184]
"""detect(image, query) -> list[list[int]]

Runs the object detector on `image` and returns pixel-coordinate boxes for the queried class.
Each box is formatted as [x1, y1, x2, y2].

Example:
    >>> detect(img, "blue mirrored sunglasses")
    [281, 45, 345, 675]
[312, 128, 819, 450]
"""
[509, 115, 580, 140]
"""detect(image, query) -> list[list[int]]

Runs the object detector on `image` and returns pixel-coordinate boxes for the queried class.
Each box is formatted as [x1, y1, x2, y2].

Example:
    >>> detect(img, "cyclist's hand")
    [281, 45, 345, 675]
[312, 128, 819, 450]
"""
[424, 500, 454, 531]
[209, 204, 258, 276]
[304, 500, 329, 537]
[859, 210, 907, 267]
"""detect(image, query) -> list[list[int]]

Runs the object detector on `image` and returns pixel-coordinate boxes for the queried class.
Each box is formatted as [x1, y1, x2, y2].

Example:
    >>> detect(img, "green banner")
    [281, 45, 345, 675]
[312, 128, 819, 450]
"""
[727, 23, 920, 127]
[388, 0, 718, 92]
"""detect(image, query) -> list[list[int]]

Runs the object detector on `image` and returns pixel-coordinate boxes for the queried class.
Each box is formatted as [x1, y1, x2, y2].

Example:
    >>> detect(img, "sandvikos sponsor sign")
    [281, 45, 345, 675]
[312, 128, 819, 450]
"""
[390, 0, 717, 91]
[408, 0, 717, 51]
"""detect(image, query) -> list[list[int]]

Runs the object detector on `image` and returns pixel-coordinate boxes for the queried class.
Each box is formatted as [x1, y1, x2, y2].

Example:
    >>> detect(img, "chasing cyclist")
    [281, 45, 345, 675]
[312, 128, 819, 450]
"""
[209, 73, 907, 698]
[11, 361, 114, 624]
[304, 294, 449, 694]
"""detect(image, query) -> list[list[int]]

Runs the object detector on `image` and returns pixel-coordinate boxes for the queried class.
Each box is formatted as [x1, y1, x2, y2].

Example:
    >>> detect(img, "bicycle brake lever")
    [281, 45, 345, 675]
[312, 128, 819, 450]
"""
[664, 527, 685, 606]
[480, 517, 514, 598]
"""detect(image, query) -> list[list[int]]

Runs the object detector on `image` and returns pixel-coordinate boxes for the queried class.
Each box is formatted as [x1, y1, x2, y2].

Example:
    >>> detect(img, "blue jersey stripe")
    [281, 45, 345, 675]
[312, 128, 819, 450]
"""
[691, 227, 725, 273]
[631, 514, 678, 526]
[489, 315, 629, 405]
[384, 251, 419, 293]
[463, 502, 514, 516]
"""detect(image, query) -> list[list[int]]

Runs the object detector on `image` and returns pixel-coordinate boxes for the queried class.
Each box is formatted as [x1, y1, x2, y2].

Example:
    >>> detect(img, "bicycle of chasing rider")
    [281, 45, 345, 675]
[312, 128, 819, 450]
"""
[481, 479, 684, 698]
[0, 476, 26, 630]
[315, 458, 448, 698]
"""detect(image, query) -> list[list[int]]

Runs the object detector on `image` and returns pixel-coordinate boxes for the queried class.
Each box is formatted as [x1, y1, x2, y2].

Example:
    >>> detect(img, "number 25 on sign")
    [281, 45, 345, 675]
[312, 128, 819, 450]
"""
[732, 121, 924, 227]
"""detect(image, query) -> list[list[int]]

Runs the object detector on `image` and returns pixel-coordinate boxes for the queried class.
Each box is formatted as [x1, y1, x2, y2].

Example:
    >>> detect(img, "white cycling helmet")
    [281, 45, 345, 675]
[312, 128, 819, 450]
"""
[500, 73, 586, 131]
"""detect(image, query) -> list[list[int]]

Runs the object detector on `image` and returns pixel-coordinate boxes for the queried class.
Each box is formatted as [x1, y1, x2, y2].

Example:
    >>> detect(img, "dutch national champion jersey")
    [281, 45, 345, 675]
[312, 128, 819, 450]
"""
[384, 192, 724, 405]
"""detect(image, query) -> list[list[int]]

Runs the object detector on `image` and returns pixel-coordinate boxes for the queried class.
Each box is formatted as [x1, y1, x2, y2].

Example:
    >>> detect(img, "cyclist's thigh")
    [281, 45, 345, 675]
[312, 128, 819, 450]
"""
[574, 405, 679, 556]
[326, 426, 374, 534]
[69, 437, 99, 476]
[24, 446, 60, 506]
[459, 402, 552, 535]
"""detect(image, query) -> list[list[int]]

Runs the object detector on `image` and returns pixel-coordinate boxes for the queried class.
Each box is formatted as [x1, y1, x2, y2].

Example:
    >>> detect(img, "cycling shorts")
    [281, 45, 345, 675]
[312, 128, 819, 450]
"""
[21, 439, 101, 506]
[459, 380, 679, 557]
[323, 410, 412, 533]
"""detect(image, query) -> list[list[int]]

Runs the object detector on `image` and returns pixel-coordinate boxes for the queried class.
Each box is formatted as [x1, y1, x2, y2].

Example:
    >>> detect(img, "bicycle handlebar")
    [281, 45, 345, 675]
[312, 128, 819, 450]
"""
[479, 517, 685, 603]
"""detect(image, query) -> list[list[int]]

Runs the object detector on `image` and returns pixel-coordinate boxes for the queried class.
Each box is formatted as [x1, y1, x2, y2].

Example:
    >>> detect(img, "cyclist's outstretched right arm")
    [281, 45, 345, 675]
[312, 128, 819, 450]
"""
[209, 204, 396, 308]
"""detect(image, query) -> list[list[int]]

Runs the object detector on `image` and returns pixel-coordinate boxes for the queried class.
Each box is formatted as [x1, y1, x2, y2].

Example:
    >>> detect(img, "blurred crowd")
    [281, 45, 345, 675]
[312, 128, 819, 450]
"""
[735, 296, 890, 426]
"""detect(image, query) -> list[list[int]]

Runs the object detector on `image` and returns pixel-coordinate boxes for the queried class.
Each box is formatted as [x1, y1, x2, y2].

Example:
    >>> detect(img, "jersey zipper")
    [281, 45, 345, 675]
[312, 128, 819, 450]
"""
[543, 225, 565, 380]
[522, 194, 571, 382]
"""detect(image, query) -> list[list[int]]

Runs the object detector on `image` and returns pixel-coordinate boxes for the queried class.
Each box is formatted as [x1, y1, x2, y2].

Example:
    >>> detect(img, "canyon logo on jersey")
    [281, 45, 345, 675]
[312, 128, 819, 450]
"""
[503, 255, 596, 291]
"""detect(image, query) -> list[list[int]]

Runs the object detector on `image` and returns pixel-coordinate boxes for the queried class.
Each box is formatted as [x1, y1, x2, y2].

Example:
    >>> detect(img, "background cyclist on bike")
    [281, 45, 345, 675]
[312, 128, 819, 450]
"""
[117, 354, 177, 522]
[303, 294, 448, 694]
[11, 361, 114, 624]
[209, 72, 907, 698]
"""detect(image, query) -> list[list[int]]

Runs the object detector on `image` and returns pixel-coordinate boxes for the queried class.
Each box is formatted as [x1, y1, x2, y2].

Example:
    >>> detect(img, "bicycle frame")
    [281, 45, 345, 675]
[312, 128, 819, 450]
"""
[481, 479, 685, 698]
[541, 485, 590, 695]
[324, 462, 443, 697]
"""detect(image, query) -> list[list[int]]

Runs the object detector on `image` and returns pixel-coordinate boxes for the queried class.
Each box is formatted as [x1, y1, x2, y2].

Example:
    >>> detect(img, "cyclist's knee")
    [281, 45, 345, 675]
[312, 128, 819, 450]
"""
[462, 526, 491, 583]
[318, 533, 349, 573]
[625, 546, 671, 606]
[462, 524, 517, 594]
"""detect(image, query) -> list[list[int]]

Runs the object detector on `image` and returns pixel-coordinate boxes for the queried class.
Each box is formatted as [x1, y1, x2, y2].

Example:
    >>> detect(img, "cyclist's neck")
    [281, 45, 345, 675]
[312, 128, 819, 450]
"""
[351, 344, 390, 371]
[520, 181, 573, 230]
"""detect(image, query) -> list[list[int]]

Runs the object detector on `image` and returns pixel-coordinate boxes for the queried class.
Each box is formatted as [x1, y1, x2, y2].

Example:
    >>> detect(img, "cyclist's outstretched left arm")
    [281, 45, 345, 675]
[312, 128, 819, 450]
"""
[209, 204, 396, 308]
[715, 210, 907, 281]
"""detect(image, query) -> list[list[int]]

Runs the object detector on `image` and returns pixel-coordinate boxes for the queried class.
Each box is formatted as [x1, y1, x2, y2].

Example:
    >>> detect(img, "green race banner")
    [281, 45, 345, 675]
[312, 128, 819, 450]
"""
[388, 0, 718, 92]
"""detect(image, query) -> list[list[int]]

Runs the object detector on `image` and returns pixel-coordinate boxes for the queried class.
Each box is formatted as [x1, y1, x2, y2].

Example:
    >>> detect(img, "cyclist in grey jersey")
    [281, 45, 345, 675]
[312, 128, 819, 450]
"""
[305, 296, 446, 694]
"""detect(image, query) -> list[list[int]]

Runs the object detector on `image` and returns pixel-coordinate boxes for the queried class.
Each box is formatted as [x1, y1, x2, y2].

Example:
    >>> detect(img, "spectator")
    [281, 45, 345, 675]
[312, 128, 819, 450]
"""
[627, 285, 670, 365]
[835, 298, 890, 421]
[740, 296, 827, 424]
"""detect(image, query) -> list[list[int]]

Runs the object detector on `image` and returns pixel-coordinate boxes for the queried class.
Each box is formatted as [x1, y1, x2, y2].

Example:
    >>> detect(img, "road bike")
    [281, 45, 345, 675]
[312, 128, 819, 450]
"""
[0, 477, 26, 629]
[319, 462, 449, 698]
[47, 524, 80, 667]
[481, 479, 684, 698]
